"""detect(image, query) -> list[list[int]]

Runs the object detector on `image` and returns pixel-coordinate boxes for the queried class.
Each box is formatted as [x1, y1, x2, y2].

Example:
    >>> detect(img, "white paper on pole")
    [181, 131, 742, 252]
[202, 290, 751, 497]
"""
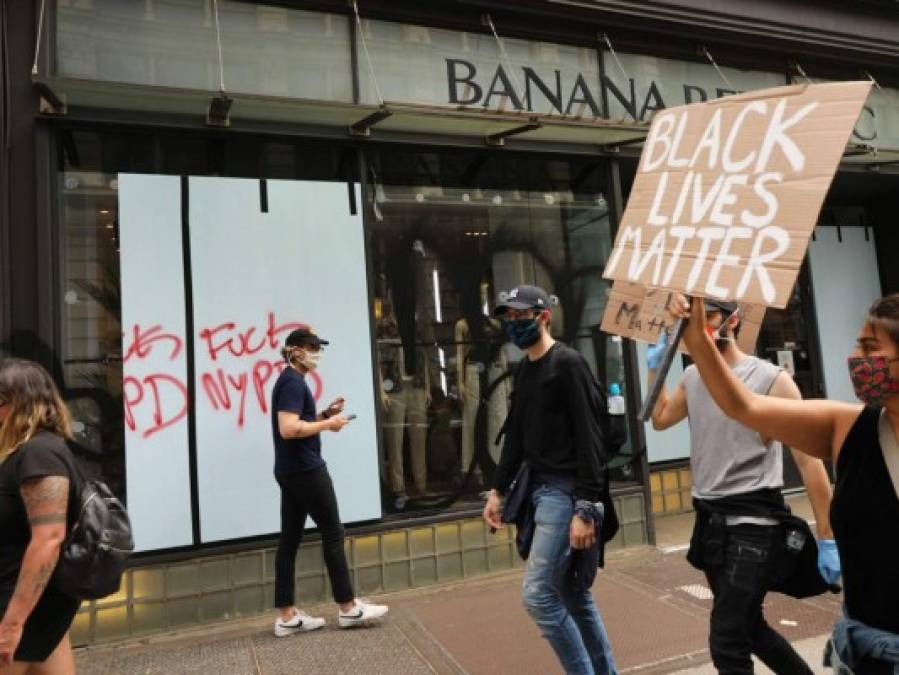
[118, 174, 194, 551]
[186, 177, 380, 543]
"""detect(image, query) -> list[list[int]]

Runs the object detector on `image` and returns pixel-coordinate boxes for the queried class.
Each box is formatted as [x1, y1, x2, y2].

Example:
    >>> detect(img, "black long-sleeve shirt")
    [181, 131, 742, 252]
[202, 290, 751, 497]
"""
[493, 343, 608, 502]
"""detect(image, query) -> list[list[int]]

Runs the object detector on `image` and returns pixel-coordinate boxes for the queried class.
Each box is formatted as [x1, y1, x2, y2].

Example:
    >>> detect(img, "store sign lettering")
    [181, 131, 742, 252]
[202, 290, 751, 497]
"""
[444, 58, 879, 142]
[447, 57, 741, 121]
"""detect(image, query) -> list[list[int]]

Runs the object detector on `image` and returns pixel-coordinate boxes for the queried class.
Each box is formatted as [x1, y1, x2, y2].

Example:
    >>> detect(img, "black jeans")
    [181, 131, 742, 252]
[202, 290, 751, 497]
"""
[704, 524, 813, 675]
[274, 465, 355, 607]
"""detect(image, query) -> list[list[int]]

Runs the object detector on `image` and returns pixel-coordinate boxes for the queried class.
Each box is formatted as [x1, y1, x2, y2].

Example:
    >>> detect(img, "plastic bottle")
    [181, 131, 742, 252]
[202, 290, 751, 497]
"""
[607, 383, 626, 415]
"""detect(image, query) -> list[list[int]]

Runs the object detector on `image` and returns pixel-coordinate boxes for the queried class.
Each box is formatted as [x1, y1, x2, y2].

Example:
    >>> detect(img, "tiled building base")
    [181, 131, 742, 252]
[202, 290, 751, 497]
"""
[650, 465, 693, 515]
[71, 489, 647, 646]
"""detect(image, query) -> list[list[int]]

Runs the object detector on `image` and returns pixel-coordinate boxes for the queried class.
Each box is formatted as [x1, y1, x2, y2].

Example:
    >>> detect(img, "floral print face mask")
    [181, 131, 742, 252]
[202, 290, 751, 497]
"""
[848, 355, 899, 407]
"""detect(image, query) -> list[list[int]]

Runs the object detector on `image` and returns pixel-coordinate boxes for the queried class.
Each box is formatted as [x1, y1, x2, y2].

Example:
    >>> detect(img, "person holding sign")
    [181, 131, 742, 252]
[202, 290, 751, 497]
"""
[483, 285, 618, 675]
[647, 299, 837, 675]
[271, 328, 388, 637]
[670, 293, 899, 675]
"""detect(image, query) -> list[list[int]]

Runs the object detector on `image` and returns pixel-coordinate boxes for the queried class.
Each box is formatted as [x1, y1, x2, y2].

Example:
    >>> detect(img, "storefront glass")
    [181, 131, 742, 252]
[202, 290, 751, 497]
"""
[366, 147, 634, 514]
[56, 1, 353, 102]
[56, 128, 633, 550]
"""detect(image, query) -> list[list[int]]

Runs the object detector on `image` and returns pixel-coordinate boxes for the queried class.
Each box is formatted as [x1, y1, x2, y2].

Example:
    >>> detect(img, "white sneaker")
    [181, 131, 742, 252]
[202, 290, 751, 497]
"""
[337, 598, 389, 628]
[273, 609, 326, 637]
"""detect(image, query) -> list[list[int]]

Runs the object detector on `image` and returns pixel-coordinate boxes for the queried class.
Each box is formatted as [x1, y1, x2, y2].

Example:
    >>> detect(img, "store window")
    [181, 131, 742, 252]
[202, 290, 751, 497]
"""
[57, 129, 635, 548]
[366, 147, 633, 515]
[57, 129, 359, 550]
[58, 132, 156, 498]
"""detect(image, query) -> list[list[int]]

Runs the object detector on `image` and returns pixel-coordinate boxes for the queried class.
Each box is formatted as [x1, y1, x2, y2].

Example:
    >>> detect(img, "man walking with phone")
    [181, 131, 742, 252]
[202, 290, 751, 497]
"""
[271, 327, 387, 637]
[483, 286, 618, 675]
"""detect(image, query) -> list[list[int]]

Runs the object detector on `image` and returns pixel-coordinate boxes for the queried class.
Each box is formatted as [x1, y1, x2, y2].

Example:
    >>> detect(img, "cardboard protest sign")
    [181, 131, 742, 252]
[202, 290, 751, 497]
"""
[601, 279, 765, 353]
[602, 81, 871, 310]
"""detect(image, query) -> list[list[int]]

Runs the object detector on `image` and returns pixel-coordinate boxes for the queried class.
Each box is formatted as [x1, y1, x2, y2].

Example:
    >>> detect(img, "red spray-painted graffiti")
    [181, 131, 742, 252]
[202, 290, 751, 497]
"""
[123, 313, 323, 438]
[123, 373, 189, 438]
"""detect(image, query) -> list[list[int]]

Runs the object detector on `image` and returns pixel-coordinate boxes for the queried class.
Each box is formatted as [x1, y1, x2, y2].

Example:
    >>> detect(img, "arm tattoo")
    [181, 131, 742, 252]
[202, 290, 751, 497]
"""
[20, 476, 70, 523]
[2, 478, 69, 622]
[29, 561, 56, 597]
[28, 512, 67, 526]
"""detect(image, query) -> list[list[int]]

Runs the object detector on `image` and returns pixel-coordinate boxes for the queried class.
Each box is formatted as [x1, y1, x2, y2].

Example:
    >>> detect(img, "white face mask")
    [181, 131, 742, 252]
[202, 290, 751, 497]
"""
[298, 350, 321, 370]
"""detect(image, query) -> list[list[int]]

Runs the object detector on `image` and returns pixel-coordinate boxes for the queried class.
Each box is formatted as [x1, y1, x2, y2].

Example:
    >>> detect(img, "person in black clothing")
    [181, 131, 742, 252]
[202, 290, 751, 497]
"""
[672, 293, 899, 675]
[0, 359, 81, 673]
[271, 328, 387, 638]
[483, 285, 618, 675]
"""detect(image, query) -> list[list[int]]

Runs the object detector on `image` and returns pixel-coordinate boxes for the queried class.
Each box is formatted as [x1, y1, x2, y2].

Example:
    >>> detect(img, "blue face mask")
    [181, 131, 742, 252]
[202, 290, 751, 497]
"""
[505, 317, 541, 349]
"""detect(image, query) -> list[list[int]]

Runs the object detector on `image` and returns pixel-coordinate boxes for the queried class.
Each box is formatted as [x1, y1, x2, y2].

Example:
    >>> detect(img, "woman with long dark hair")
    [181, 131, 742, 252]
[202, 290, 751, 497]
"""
[0, 359, 81, 674]
[672, 294, 899, 674]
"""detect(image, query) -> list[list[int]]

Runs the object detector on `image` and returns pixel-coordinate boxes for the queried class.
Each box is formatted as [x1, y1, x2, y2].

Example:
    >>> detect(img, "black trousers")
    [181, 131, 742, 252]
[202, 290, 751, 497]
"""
[274, 465, 355, 607]
[704, 524, 813, 675]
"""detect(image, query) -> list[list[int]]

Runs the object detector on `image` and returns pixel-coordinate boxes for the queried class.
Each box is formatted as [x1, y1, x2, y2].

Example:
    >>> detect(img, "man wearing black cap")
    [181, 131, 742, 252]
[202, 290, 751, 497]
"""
[648, 301, 838, 674]
[483, 285, 618, 675]
[271, 327, 387, 638]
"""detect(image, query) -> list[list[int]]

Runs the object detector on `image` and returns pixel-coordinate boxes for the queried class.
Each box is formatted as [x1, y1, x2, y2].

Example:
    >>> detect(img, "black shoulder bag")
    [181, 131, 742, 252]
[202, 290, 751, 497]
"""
[53, 453, 135, 600]
[493, 361, 538, 558]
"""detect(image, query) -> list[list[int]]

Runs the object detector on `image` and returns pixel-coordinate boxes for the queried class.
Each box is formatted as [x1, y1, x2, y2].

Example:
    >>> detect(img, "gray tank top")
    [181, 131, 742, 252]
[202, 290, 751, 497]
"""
[684, 356, 784, 499]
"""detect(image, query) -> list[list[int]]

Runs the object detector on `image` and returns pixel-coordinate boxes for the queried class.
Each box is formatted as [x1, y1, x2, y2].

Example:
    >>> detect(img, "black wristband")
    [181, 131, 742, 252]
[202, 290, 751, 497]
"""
[574, 499, 597, 522]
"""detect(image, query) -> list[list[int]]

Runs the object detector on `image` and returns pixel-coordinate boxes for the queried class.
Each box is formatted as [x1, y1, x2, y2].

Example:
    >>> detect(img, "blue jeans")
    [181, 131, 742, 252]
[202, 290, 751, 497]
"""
[829, 614, 899, 675]
[521, 484, 618, 675]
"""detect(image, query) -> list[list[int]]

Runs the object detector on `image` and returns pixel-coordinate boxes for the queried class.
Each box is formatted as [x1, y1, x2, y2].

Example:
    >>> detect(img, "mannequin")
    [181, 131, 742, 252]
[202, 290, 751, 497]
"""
[455, 284, 510, 483]
[377, 304, 429, 503]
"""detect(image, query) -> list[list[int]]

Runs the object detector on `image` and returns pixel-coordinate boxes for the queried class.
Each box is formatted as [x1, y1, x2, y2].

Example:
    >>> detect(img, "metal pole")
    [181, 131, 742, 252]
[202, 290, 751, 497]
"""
[637, 317, 688, 422]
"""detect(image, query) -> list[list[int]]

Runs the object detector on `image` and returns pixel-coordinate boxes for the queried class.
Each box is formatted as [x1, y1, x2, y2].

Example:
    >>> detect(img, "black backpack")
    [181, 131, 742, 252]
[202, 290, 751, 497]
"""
[585, 375, 628, 458]
[498, 347, 627, 458]
[53, 464, 134, 600]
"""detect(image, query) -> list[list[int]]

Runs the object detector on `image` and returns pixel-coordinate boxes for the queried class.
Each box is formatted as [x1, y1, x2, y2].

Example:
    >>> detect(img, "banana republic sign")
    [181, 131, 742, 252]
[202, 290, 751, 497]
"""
[443, 57, 883, 144]
[445, 57, 727, 120]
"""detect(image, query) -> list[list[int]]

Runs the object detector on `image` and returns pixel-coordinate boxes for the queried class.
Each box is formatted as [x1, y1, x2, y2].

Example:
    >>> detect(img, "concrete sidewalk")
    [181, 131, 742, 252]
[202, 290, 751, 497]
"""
[75, 494, 840, 674]
[671, 634, 830, 674]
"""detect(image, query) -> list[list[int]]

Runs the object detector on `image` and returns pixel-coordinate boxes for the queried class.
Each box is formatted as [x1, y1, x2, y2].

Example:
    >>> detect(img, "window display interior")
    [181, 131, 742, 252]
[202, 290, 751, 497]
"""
[366, 147, 636, 514]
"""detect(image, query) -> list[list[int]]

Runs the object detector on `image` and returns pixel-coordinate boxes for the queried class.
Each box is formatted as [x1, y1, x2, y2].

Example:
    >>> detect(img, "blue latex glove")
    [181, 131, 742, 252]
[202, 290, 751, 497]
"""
[817, 539, 841, 585]
[646, 332, 668, 371]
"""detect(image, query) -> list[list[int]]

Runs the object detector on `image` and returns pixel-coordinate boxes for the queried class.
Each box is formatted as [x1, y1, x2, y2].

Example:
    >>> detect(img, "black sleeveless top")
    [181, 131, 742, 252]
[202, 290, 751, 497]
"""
[831, 406, 899, 633]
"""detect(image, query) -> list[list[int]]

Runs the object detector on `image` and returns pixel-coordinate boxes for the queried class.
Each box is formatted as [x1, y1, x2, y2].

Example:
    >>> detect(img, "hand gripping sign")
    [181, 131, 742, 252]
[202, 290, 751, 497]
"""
[600, 81, 872, 418]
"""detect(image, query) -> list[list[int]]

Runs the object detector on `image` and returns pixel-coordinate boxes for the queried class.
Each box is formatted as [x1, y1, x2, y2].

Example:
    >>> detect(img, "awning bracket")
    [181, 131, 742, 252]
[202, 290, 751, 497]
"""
[843, 143, 874, 158]
[349, 108, 393, 137]
[485, 121, 541, 146]
[603, 135, 647, 152]
[32, 79, 67, 115]
[206, 92, 233, 128]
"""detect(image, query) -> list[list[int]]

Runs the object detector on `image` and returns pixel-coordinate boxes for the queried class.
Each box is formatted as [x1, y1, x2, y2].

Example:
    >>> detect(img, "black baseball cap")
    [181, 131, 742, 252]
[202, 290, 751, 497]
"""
[493, 285, 552, 316]
[284, 327, 329, 347]
[705, 299, 739, 314]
